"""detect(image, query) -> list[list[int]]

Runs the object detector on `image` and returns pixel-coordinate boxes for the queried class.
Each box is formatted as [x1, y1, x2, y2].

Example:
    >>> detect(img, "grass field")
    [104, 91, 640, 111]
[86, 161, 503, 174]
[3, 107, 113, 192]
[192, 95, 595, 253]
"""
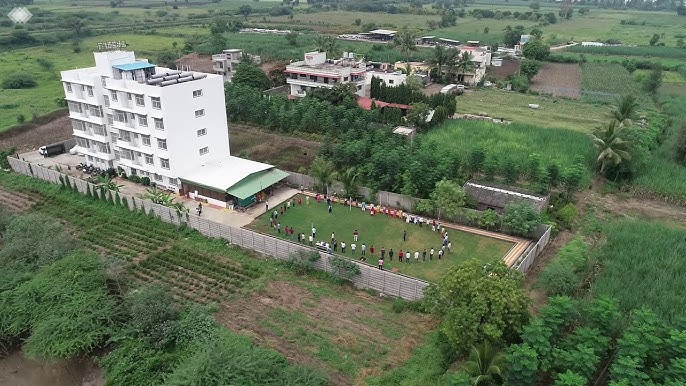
[0, 172, 436, 385]
[0, 33, 181, 132]
[456, 88, 608, 132]
[248, 194, 513, 282]
[590, 219, 686, 322]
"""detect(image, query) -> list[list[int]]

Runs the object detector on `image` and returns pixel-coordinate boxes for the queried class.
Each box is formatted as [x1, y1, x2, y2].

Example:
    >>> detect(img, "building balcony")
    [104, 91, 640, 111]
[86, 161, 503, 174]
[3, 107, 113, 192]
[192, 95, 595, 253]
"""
[74, 145, 116, 161]
[68, 111, 104, 125]
[286, 79, 338, 89]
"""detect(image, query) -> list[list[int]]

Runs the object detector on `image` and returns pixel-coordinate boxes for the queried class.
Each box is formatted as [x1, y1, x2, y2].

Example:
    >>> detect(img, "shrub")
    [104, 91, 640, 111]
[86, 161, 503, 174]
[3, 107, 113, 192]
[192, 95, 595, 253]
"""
[536, 239, 588, 296]
[141, 176, 151, 186]
[129, 175, 141, 183]
[2, 73, 37, 89]
[503, 201, 540, 237]
[553, 203, 578, 229]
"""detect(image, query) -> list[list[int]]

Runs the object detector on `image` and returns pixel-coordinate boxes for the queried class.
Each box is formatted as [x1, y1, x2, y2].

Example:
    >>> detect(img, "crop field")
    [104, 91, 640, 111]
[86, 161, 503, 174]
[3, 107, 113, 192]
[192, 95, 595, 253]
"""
[0, 172, 435, 385]
[565, 44, 686, 59]
[530, 62, 582, 99]
[424, 119, 595, 181]
[580, 62, 648, 104]
[590, 219, 686, 322]
[248, 194, 513, 282]
[455, 88, 607, 132]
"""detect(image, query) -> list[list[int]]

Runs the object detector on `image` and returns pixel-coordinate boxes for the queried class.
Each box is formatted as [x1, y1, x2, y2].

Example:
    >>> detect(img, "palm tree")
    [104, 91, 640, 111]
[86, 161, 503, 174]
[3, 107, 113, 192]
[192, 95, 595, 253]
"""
[428, 45, 447, 81]
[589, 120, 632, 175]
[96, 174, 122, 192]
[460, 342, 503, 386]
[310, 157, 338, 195]
[393, 28, 418, 64]
[444, 48, 460, 83]
[610, 94, 639, 126]
[457, 51, 473, 84]
[140, 186, 172, 205]
[338, 167, 360, 199]
[313, 34, 341, 59]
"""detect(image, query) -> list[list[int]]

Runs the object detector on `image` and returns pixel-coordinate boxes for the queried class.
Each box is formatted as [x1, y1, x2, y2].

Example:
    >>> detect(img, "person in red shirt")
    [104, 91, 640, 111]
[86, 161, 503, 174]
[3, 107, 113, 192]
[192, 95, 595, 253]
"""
[398, 249, 403, 262]
[370, 245, 375, 256]
[298, 197, 302, 205]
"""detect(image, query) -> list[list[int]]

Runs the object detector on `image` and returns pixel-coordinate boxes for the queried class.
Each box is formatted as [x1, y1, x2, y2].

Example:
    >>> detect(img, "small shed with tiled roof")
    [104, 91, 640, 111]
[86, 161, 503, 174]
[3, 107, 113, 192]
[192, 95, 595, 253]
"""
[464, 181, 548, 214]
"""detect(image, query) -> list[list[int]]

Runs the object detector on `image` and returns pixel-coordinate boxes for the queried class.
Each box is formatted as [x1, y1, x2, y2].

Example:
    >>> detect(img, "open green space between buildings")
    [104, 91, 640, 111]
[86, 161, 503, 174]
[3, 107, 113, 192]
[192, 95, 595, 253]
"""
[248, 194, 514, 282]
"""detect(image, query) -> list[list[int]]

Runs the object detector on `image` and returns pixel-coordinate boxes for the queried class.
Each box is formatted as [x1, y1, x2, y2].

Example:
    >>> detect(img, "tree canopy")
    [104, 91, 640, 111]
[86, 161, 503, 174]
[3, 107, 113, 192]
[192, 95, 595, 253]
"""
[232, 61, 271, 91]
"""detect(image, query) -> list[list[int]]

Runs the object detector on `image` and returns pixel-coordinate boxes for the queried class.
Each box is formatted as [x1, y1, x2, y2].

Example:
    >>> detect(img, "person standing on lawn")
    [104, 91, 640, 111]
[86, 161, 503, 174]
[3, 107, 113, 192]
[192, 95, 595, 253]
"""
[351, 243, 357, 255]
[389, 248, 394, 261]
[378, 258, 384, 270]
[277, 223, 281, 233]
[308, 234, 313, 246]
[448, 241, 452, 253]
[398, 249, 403, 262]
[438, 249, 444, 259]
[422, 249, 427, 261]
[353, 229, 359, 242]
[370, 245, 375, 257]
[430, 247, 434, 261]
[306, 195, 310, 205]
[328, 204, 333, 215]
[403, 230, 407, 242]
[312, 226, 316, 238]
[333, 239, 338, 252]
[298, 196, 302, 205]
[341, 241, 346, 253]
[381, 247, 386, 260]
[361, 243, 366, 256]
[405, 251, 411, 262]
[331, 232, 335, 243]
[414, 251, 419, 263]
[265, 201, 269, 212]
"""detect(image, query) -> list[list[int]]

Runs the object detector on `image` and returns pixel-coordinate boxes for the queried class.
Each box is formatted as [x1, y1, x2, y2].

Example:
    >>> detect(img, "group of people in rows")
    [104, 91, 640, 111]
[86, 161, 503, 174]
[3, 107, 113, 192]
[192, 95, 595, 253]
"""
[267, 193, 453, 270]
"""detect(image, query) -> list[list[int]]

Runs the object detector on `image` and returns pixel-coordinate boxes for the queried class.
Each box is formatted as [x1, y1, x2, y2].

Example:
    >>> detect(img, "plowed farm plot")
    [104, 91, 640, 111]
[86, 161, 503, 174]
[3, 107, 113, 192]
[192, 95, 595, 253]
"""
[531, 63, 582, 99]
[0, 188, 41, 212]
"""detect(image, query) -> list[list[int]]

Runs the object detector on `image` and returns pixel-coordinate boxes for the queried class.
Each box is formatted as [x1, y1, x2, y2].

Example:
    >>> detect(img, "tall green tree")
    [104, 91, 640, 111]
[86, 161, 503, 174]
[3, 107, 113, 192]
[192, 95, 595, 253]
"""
[232, 61, 271, 90]
[457, 51, 474, 82]
[425, 259, 530, 352]
[338, 166, 360, 198]
[642, 66, 663, 94]
[502, 201, 540, 236]
[313, 34, 341, 58]
[428, 44, 447, 81]
[522, 39, 550, 61]
[238, 5, 252, 20]
[430, 179, 466, 221]
[394, 28, 419, 63]
[589, 121, 632, 175]
[310, 157, 338, 194]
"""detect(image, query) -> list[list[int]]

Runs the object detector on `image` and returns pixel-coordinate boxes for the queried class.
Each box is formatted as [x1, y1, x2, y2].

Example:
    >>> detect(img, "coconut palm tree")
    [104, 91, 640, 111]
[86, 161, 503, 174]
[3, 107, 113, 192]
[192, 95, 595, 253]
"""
[428, 45, 447, 81]
[590, 120, 632, 175]
[609, 94, 639, 126]
[313, 34, 341, 59]
[393, 28, 418, 64]
[310, 157, 338, 195]
[338, 167, 360, 199]
[460, 342, 503, 386]
[96, 174, 123, 192]
[140, 186, 172, 205]
[444, 48, 460, 83]
[457, 51, 473, 84]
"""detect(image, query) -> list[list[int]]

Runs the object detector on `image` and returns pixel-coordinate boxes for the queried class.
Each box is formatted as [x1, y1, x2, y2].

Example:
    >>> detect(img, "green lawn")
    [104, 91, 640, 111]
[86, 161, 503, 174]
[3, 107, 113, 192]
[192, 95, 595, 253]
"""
[248, 194, 513, 282]
[455, 88, 609, 133]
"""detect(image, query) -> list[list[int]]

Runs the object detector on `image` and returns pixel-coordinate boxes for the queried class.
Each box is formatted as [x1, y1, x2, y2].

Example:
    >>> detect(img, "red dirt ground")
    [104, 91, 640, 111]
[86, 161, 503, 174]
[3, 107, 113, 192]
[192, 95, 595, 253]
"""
[488, 59, 520, 81]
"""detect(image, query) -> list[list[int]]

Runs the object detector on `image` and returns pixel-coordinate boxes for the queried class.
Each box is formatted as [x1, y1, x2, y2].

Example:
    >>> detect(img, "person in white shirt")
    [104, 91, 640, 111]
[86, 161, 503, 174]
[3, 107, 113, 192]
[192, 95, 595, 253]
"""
[351, 243, 357, 255]
[311, 227, 316, 238]
[405, 251, 410, 262]
[308, 235, 313, 246]
[414, 251, 419, 262]
[341, 241, 347, 253]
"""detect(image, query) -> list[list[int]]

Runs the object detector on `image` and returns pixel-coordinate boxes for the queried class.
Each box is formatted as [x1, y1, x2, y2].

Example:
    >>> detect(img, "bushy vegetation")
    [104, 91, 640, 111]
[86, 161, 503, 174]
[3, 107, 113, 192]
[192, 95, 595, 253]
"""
[580, 63, 647, 104]
[536, 238, 588, 296]
[1, 73, 37, 89]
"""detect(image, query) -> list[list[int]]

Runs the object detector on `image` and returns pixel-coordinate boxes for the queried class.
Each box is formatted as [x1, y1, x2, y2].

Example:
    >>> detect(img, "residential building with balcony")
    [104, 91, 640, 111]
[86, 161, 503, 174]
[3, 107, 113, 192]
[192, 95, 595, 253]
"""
[211, 49, 243, 82]
[285, 52, 367, 97]
[60, 50, 288, 206]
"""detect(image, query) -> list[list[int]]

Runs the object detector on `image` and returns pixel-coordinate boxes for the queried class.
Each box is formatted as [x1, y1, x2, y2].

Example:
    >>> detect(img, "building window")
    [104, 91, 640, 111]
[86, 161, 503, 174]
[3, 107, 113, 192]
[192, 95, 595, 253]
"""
[127, 93, 132, 101]
[114, 111, 126, 123]
[151, 97, 161, 109]
[103, 95, 110, 107]
[107, 114, 113, 124]
[87, 86, 94, 97]
[89, 105, 102, 118]
[141, 135, 151, 146]
[157, 138, 167, 150]
[169, 178, 178, 186]
[129, 113, 135, 122]
[111, 90, 118, 102]
[388, 79, 394, 84]
[194, 109, 205, 118]
[160, 158, 170, 169]
[80, 85, 85, 92]
[97, 142, 111, 154]
[72, 120, 85, 131]
[65, 83, 72, 92]
[119, 131, 131, 142]
[192, 89, 203, 98]
[197, 128, 207, 137]
[138, 115, 148, 127]
[92, 124, 106, 136]
[135, 94, 145, 106]
[199, 147, 209, 155]
[144, 154, 154, 165]
[154, 173, 162, 182]
[154, 118, 164, 130]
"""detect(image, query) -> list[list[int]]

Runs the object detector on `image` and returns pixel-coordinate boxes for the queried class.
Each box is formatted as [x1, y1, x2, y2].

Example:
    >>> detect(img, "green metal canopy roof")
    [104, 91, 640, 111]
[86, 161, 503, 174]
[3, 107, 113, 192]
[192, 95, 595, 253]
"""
[226, 169, 289, 200]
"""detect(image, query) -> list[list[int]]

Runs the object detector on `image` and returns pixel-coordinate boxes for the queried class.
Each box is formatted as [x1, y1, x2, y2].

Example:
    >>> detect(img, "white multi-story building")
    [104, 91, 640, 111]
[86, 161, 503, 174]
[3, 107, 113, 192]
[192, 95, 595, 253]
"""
[212, 49, 243, 83]
[285, 52, 367, 97]
[61, 50, 288, 207]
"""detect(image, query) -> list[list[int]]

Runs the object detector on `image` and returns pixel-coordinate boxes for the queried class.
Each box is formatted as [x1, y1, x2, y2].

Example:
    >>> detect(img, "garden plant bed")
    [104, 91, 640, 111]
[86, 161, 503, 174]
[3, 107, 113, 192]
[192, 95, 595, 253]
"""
[530, 62, 582, 99]
[0, 188, 41, 212]
[248, 194, 514, 282]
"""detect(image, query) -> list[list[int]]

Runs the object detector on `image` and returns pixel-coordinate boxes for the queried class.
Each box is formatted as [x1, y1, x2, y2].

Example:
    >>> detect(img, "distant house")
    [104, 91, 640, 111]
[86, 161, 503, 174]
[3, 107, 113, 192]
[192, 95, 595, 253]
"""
[364, 70, 407, 87]
[285, 52, 367, 98]
[356, 97, 410, 114]
[464, 181, 548, 213]
[363, 29, 397, 41]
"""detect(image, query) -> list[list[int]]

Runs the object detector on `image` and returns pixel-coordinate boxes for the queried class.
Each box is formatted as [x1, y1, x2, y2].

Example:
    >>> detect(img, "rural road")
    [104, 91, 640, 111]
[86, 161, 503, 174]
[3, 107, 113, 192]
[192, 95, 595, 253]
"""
[550, 42, 579, 51]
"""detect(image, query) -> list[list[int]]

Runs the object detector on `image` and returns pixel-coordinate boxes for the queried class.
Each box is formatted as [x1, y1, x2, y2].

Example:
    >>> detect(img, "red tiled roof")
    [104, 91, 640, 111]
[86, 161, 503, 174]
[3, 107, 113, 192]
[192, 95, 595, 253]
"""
[356, 97, 411, 111]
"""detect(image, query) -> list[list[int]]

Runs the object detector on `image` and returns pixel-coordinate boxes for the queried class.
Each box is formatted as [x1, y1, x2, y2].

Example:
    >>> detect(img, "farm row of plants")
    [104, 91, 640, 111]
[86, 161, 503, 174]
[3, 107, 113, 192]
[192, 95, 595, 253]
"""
[566, 44, 686, 59]
[580, 62, 650, 104]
